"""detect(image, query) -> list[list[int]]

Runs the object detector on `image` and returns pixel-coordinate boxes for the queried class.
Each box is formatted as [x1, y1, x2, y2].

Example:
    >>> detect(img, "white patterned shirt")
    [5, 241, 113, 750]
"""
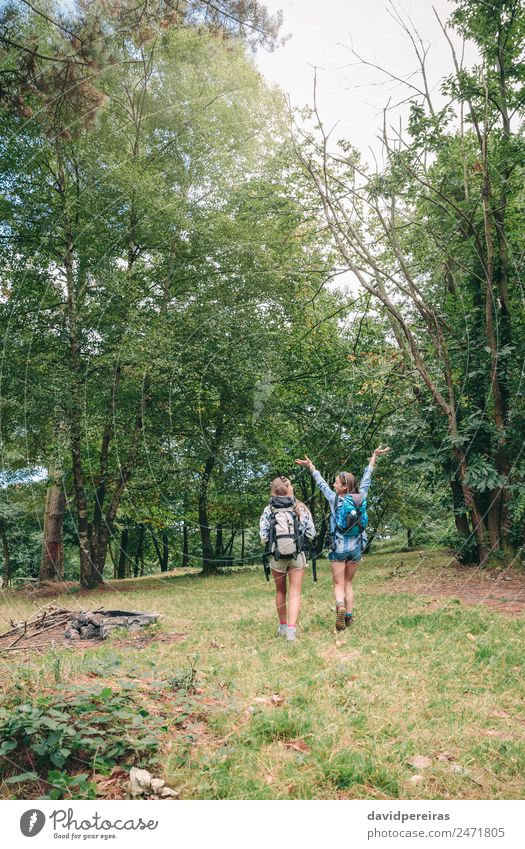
[259, 502, 316, 544]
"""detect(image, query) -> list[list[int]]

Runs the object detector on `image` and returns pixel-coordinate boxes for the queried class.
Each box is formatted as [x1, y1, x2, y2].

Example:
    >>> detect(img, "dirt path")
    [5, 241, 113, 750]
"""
[380, 560, 525, 616]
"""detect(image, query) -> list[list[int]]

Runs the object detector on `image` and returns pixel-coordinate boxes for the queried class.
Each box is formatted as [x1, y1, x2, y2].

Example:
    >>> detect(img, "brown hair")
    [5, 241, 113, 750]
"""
[338, 471, 358, 494]
[270, 476, 306, 518]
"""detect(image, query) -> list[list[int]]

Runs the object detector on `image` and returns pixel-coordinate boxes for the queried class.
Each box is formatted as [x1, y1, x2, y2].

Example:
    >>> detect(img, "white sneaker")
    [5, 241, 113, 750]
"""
[277, 624, 287, 637]
[286, 626, 297, 642]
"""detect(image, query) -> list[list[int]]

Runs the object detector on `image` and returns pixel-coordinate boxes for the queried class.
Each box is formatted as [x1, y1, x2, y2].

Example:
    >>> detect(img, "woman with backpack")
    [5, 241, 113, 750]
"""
[259, 476, 316, 642]
[295, 447, 390, 631]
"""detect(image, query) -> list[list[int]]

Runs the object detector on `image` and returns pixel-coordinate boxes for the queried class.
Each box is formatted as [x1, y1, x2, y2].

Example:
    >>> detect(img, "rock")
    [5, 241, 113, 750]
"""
[436, 752, 455, 762]
[129, 767, 152, 797]
[65, 610, 160, 641]
[150, 778, 165, 791]
[159, 786, 179, 798]
[409, 774, 424, 784]
[406, 755, 432, 770]
[76, 614, 90, 627]
[86, 613, 104, 626]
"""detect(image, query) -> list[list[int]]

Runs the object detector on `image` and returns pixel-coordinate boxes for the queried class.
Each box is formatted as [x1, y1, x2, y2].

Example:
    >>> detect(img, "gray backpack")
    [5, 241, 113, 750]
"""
[268, 496, 302, 559]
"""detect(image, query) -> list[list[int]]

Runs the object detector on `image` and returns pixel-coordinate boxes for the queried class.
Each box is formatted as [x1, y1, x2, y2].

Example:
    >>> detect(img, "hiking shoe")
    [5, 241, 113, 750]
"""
[345, 613, 353, 628]
[286, 626, 297, 642]
[277, 624, 287, 637]
[335, 604, 346, 632]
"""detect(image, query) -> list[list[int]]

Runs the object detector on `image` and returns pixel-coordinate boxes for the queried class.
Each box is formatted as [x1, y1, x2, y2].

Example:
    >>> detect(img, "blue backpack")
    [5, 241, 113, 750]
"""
[333, 493, 368, 538]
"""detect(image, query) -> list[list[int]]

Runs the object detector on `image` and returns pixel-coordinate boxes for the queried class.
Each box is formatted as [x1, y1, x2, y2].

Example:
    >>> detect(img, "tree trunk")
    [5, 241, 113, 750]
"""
[39, 466, 65, 582]
[150, 528, 164, 572]
[215, 523, 223, 562]
[198, 471, 215, 573]
[224, 528, 236, 557]
[198, 409, 225, 574]
[240, 525, 245, 565]
[450, 478, 471, 538]
[480, 129, 512, 559]
[56, 142, 99, 589]
[133, 524, 144, 579]
[117, 528, 129, 580]
[487, 488, 503, 553]
[0, 518, 10, 585]
[454, 447, 488, 565]
[406, 527, 414, 548]
[199, 445, 221, 574]
[161, 529, 169, 572]
[89, 374, 151, 581]
[182, 520, 189, 568]
[107, 539, 117, 578]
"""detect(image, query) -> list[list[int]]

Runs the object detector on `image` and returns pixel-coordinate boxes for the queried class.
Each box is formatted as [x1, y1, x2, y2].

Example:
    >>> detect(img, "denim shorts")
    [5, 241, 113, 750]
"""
[328, 552, 362, 563]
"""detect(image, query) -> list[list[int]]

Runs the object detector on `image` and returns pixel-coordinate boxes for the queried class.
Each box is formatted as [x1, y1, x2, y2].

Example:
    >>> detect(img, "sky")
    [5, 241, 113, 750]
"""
[255, 0, 476, 157]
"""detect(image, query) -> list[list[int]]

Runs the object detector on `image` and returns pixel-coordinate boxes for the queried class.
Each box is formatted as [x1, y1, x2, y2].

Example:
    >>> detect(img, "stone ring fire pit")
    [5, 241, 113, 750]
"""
[65, 610, 160, 641]
[0, 605, 162, 652]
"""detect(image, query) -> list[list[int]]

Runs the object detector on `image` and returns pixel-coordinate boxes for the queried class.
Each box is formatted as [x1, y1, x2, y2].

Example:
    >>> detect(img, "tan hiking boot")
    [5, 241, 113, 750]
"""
[335, 603, 346, 631]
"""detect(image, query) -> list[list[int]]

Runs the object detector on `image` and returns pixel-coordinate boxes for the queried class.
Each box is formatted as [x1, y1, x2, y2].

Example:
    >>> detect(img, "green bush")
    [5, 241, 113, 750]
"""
[0, 686, 167, 799]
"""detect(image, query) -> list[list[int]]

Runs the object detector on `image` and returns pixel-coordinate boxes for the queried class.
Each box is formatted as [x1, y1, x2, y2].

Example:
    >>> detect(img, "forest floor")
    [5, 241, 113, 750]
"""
[0, 548, 524, 800]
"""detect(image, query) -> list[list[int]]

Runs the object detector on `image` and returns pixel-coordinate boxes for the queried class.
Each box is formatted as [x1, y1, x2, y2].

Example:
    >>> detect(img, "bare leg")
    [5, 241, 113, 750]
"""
[272, 569, 287, 623]
[287, 567, 305, 627]
[330, 560, 346, 606]
[344, 559, 359, 613]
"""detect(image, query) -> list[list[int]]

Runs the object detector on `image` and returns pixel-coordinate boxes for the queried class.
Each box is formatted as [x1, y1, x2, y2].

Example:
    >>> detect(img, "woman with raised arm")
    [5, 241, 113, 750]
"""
[295, 447, 390, 631]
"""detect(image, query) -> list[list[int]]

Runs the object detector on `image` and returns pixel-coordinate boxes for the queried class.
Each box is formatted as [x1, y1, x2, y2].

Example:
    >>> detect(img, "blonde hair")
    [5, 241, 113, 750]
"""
[270, 476, 306, 518]
[271, 476, 292, 496]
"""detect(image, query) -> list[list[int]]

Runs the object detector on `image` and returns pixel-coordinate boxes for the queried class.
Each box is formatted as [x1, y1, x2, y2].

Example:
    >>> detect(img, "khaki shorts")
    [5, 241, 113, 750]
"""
[270, 551, 307, 573]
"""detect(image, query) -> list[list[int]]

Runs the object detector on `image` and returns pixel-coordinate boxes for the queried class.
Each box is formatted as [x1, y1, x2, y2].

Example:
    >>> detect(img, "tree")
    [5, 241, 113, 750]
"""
[294, 1, 525, 564]
[2, 3, 335, 582]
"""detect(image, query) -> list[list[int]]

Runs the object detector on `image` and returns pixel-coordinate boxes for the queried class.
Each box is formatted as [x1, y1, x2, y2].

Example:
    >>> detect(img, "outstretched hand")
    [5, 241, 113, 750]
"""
[373, 446, 391, 457]
[295, 455, 315, 472]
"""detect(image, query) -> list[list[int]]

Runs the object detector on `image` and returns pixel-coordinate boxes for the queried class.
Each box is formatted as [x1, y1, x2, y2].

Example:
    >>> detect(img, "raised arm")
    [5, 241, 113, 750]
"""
[295, 456, 336, 508]
[367, 445, 390, 472]
[359, 446, 390, 496]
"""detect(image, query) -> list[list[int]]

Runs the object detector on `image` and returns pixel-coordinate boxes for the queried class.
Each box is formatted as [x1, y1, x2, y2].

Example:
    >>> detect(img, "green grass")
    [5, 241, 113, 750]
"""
[0, 550, 524, 800]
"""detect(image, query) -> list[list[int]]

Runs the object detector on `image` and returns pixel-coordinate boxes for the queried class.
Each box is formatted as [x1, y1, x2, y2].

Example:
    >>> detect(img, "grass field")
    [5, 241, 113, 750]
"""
[1, 550, 524, 800]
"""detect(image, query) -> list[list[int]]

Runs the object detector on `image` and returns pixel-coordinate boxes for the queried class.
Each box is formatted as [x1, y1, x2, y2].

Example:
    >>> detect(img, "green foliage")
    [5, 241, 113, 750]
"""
[463, 457, 507, 494]
[0, 2, 339, 578]
[168, 657, 199, 694]
[1, 0, 524, 579]
[0, 686, 167, 799]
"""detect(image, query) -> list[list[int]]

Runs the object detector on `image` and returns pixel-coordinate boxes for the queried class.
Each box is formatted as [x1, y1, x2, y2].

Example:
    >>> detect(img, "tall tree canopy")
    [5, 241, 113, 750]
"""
[296, 0, 525, 565]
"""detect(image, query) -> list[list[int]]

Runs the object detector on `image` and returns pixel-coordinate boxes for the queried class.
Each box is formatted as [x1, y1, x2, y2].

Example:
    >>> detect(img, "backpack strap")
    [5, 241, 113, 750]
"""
[292, 509, 301, 559]
[267, 510, 278, 560]
[333, 494, 348, 536]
